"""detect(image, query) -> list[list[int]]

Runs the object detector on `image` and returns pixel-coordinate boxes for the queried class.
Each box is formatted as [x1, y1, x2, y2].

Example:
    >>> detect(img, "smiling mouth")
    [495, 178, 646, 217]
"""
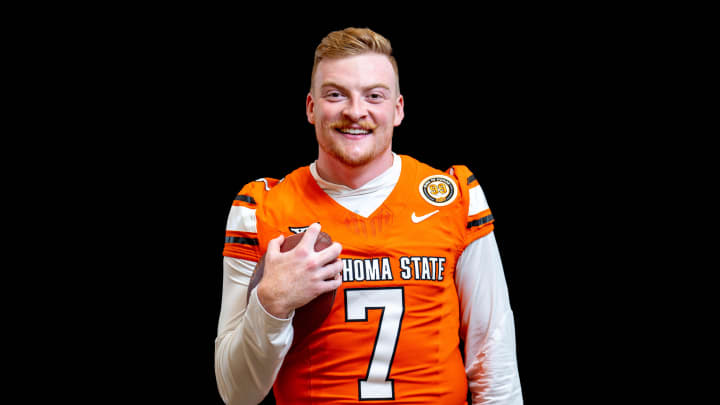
[329, 120, 377, 136]
[336, 128, 372, 135]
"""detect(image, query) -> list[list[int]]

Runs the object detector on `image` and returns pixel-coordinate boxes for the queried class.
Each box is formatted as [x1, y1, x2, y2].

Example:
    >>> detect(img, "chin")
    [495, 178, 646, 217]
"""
[330, 149, 376, 167]
[317, 131, 392, 168]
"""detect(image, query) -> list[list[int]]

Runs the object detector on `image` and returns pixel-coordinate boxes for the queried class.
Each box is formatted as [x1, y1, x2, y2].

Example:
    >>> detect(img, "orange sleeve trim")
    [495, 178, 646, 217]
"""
[223, 230, 261, 261]
[465, 221, 495, 246]
[223, 242, 261, 261]
[225, 230, 256, 238]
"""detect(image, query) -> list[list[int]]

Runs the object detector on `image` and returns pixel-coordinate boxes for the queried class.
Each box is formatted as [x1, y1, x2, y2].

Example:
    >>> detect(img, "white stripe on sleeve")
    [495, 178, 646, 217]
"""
[226, 205, 257, 233]
[468, 185, 490, 216]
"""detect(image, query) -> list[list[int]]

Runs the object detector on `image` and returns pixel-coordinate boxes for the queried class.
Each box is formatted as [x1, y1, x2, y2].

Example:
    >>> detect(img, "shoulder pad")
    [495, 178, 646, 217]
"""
[233, 177, 281, 208]
[446, 164, 494, 242]
[445, 165, 477, 188]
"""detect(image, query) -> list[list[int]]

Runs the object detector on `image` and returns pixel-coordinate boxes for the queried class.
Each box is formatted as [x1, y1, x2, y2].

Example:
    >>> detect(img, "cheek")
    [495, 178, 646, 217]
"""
[371, 105, 396, 123]
[316, 103, 340, 120]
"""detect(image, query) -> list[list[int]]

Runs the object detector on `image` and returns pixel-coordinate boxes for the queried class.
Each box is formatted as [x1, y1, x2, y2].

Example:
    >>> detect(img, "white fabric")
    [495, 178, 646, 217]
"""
[226, 205, 257, 233]
[215, 258, 294, 405]
[215, 156, 522, 404]
[456, 232, 523, 404]
[468, 184, 490, 216]
[308, 153, 402, 218]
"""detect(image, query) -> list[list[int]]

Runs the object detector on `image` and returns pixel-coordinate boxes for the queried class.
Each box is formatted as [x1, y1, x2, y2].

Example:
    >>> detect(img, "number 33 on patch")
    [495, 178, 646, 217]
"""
[419, 175, 457, 206]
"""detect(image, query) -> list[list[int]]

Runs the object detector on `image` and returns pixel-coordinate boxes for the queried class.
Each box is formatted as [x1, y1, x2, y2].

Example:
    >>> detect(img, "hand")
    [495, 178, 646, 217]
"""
[256, 223, 343, 319]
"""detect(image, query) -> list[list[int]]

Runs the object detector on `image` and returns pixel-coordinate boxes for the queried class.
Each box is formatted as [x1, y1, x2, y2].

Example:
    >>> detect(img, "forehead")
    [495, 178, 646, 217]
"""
[314, 53, 397, 92]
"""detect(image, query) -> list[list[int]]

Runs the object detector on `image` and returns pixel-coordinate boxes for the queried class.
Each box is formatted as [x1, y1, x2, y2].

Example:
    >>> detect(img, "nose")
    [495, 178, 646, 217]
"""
[342, 96, 368, 122]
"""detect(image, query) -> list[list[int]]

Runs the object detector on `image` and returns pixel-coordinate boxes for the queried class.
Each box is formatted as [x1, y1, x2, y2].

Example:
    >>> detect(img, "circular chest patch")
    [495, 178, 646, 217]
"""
[419, 174, 458, 206]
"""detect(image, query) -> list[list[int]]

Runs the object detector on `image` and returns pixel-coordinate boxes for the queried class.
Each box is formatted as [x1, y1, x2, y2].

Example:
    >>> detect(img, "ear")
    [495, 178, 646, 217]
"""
[306, 92, 315, 124]
[393, 94, 405, 127]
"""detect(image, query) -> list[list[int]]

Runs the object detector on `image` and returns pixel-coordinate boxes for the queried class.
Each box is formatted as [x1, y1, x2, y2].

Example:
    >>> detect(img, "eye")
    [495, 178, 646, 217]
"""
[325, 90, 345, 100]
[367, 92, 385, 103]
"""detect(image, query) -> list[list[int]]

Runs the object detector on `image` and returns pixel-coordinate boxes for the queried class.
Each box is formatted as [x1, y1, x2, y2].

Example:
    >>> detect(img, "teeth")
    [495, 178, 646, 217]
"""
[338, 128, 370, 135]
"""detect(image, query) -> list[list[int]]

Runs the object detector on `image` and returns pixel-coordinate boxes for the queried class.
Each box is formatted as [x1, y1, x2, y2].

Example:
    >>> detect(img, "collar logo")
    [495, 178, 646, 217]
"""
[289, 225, 310, 234]
[419, 174, 457, 207]
[288, 222, 320, 234]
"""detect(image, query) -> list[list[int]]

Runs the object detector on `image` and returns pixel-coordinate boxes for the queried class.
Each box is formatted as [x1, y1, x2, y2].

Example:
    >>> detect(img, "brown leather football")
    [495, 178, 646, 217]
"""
[247, 230, 337, 346]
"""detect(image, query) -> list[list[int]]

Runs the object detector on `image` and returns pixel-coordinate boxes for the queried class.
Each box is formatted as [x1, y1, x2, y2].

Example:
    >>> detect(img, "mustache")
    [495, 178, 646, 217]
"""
[326, 120, 378, 131]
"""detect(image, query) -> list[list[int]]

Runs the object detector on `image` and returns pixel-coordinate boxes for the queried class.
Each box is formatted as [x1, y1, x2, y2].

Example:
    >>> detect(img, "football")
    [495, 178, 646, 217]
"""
[247, 230, 337, 346]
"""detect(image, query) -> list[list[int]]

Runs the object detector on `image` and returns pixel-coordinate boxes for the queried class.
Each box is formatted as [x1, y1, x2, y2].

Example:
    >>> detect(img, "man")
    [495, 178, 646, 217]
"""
[215, 27, 522, 404]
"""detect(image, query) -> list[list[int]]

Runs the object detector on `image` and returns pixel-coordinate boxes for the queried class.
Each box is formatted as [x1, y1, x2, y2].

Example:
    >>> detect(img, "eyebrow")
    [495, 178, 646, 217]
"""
[320, 81, 391, 92]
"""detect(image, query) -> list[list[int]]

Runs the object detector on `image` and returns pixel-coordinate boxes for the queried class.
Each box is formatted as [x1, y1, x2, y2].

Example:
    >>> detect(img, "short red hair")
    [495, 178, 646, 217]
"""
[310, 27, 399, 93]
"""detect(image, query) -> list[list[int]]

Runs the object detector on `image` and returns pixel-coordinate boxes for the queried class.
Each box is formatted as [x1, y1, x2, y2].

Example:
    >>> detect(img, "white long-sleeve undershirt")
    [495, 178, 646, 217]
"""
[214, 155, 522, 404]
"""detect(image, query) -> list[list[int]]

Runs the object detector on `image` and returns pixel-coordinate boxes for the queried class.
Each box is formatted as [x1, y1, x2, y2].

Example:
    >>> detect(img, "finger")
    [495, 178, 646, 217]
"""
[266, 234, 285, 254]
[317, 241, 343, 265]
[299, 222, 322, 250]
[319, 258, 343, 281]
[324, 271, 343, 290]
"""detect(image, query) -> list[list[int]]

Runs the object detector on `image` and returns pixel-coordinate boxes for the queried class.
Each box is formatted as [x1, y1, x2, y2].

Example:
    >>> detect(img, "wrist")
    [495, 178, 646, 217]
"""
[256, 283, 292, 319]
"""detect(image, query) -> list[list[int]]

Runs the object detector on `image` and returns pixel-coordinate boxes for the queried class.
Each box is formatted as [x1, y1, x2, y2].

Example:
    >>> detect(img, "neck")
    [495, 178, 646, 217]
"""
[315, 148, 394, 189]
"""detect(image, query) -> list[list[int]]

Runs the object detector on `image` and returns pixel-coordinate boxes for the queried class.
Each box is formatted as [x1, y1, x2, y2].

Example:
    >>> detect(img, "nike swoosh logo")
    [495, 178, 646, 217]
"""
[411, 210, 440, 223]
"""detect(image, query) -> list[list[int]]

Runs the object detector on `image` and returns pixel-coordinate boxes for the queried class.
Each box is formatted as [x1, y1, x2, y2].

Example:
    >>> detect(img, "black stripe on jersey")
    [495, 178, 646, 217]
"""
[224, 236, 259, 245]
[467, 174, 477, 185]
[234, 194, 256, 204]
[467, 214, 494, 229]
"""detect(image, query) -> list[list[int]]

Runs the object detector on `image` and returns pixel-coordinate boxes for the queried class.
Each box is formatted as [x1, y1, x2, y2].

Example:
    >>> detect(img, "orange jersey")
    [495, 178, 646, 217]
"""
[223, 155, 494, 404]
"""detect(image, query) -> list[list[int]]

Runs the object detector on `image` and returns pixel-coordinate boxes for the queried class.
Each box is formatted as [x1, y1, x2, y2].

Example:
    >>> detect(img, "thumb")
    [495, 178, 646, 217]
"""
[266, 234, 285, 254]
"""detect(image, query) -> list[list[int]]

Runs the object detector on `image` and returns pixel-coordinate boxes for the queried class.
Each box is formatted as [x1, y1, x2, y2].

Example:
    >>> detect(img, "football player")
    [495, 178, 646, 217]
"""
[215, 27, 523, 404]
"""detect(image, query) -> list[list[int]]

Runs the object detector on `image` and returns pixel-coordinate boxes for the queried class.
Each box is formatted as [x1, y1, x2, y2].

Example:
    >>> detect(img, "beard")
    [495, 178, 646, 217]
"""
[318, 135, 376, 167]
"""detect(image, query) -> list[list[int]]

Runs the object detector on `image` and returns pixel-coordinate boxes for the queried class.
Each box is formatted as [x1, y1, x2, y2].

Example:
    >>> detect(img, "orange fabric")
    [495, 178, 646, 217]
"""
[223, 231, 261, 262]
[224, 155, 494, 404]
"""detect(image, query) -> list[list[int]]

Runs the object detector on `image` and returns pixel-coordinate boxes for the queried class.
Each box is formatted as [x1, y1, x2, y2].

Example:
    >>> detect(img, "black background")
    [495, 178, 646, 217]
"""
[37, 7, 695, 404]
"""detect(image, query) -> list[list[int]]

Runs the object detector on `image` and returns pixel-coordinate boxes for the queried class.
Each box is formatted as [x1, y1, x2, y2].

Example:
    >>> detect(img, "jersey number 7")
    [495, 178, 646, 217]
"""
[344, 287, 405, 401]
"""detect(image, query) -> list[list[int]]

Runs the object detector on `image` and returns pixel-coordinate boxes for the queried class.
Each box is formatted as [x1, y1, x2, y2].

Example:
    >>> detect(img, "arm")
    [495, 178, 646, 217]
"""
[214, 256, 294, 405]
[455, 231, 523, 404]
[215, 224, 343, 404]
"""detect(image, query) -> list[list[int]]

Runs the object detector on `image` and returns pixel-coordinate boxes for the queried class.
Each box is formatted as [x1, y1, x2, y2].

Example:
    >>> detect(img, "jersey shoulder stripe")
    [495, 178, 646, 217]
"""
[467, 213, 494, 229]
[468, 183, 489, 216]
[222, 177, 281, 261]
[226, 205, 257, 233]
[446, 164, 495, 243]
[224, 233, 259, 245]
[234, 194, 256, 205]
